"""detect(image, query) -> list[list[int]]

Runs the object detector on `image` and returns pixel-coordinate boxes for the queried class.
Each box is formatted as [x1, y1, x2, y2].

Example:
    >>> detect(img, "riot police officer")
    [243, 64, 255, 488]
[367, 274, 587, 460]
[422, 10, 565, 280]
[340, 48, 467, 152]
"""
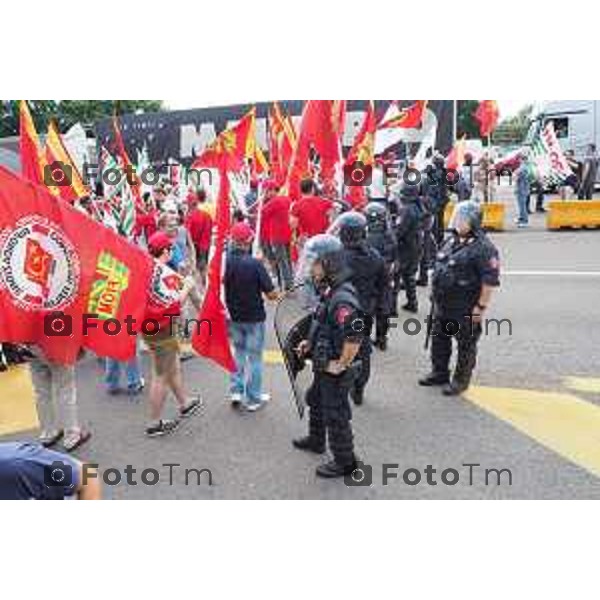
[419, 201, 500, 396]
[330, 212, 387, 405]
[365, 202, 398, 350]
[394, 182, 423, 313]
[292, 235, 363, 478]
[422, 153, 450, 246]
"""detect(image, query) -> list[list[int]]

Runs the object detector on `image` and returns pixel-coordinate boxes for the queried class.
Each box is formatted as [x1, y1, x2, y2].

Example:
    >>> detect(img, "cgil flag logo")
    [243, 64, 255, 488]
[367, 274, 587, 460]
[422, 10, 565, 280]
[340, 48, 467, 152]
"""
[87, 251, 130, 320]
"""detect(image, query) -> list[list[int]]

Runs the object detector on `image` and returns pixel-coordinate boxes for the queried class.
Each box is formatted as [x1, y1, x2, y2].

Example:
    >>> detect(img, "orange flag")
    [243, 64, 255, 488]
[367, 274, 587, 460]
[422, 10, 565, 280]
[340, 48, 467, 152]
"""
[45, 120, 89, 203]
[112, 115, 145, 213]
[192, 108, 256, 173]
[379, 100, 428, 129]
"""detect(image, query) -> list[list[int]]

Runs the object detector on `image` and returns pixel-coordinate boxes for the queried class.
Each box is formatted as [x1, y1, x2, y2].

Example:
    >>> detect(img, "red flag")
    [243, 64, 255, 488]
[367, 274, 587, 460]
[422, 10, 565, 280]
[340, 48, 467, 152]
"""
[379, 100, 428, 129]
[475, 101, 500, 137]
[286, 100, 344, 200]
[344, 101, 376, 209]
[0, 166, 154, 365]
[269, 102, 297, 186]
[192, 165, 236, 372]
[19, 101, 44, 185]
[192, 108, 256, 173]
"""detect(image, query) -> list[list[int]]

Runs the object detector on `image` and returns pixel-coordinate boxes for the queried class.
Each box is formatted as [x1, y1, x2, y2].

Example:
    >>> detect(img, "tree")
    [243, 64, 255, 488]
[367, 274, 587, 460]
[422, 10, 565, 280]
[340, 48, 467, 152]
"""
[492, 104, 534, 146]
[0, 100, 163, 137]
[456, 100, 481, 139]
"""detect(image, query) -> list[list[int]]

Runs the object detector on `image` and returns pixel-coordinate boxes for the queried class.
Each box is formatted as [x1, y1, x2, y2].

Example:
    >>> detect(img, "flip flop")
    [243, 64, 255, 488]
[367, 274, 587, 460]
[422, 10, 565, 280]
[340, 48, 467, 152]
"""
[63, 429, 92, 453]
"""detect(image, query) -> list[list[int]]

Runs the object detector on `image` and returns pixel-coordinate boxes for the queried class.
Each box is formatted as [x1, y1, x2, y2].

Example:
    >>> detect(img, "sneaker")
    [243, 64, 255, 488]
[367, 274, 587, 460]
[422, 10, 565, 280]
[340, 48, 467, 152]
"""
[38, 429, 64, 448]
[127, 378, 145, 397]
[145, 419, 179, 437]
[244, 394, 270, 413]
[517, 222, 529, 228]
[180, 396, 202, 418]
[106, 387, 122, 396]
[229, 392, 244, 408]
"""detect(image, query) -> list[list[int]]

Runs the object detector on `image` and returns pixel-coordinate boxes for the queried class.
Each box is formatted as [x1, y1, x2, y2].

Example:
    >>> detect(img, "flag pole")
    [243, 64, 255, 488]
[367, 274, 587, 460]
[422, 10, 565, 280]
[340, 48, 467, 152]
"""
[453, 100, 458, 143]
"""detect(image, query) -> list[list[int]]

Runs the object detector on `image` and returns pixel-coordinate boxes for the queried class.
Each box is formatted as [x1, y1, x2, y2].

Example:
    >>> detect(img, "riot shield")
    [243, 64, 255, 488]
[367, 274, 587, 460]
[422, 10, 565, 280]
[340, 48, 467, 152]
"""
[274, 284, 317, 419]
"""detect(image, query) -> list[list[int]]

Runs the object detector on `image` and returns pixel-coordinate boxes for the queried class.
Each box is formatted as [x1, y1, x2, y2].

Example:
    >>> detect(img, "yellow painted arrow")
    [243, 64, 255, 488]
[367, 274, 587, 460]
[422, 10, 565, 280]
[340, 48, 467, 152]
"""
[464, 385, 600, 478]
[0, 365, 39, 437]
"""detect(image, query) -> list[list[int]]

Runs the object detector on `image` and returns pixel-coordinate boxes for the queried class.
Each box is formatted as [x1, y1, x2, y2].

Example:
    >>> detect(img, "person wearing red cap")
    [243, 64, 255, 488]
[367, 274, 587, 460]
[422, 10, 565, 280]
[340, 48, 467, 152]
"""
[185, 189, 213, 283]
[143, 232, 202, 437]
[224, 223, 279, 411]
[260, 182, 294, 291]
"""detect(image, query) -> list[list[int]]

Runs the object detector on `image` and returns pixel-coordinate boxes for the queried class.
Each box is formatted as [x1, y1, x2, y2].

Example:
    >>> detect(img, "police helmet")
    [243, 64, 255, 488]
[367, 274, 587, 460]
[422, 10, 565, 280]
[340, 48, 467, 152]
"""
[448, 200, 482, 233]
[328, 211, 367, 248]
[296, 234, 346, 287]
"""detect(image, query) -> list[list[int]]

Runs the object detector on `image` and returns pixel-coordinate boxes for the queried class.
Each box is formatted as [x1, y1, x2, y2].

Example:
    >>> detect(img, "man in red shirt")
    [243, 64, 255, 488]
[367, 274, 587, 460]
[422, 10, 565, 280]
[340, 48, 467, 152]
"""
[261, 183, 294, 290]
[290, 179, 335, 245]
[185, 189, 213, 282]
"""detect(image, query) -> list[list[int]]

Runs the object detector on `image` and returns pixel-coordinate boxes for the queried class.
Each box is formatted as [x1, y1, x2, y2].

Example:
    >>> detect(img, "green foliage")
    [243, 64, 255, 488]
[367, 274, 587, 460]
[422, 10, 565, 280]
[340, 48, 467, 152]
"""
[0, 100, 163, 138]
[492, 104, 534, 146]
[456, 100, 482, 140]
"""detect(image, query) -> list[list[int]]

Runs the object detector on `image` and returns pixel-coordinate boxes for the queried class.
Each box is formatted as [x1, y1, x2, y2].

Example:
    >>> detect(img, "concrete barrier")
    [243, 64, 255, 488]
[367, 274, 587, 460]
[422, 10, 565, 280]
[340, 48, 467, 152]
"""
[546, 200, 600, 230]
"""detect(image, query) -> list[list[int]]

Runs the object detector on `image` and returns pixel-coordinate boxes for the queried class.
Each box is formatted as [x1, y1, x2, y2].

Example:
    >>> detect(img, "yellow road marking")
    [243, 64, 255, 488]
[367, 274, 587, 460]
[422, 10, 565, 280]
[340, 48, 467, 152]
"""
[0, 365, 39, 436]
[263, 350, 284, 364]
[564, 377, 600, 394]
[464, 386, 600, 478]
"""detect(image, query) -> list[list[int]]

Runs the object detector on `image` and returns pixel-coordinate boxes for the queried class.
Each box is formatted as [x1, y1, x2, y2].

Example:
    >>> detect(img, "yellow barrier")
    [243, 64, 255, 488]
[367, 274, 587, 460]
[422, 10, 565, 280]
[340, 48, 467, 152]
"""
[444, 202, 505, 231]
[546, 200, 600, 230]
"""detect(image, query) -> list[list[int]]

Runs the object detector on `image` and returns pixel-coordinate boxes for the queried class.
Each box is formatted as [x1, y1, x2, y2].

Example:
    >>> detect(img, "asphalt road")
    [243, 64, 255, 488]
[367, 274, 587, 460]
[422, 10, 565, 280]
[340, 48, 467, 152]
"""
[2, 195, 600, 499]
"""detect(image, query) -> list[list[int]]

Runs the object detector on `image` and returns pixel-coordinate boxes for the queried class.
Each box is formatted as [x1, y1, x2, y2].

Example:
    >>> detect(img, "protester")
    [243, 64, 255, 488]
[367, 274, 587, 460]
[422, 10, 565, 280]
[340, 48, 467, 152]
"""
[290, 179, 335, 245]
[104, 355, 144, 396]
[29, 347, 91, 452]
[578, 143, 598, 200]
[224, 222, 279, 411]
[515, 154, 531, 228]
[159, 201, 196, 275]
[185, 189, 213, 283]
[0, 442, 101, 500]
[143, 231, 202, 436]
[560, 150, 580, 200]
[260, 182, 294, 291]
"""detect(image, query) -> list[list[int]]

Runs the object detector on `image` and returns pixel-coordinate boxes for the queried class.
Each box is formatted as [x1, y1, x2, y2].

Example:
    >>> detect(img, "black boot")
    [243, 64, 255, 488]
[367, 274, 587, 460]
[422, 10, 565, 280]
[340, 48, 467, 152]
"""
[350, 387, 364, 406]
[416, 278, 428, 287]
[418, 372, 450, 386]
[316, 459, 357, 479]
[374, 337, 388, 351]
[401, 302, 418, 313]
[442, 379, 470, 396]
[292, 436, 325, 454]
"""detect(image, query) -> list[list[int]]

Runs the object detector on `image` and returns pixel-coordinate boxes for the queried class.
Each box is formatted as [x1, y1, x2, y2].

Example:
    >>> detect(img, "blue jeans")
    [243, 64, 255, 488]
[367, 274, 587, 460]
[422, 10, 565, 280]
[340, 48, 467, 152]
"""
[516, 191, 529, 223]
[105, 357, 142, 391]
[228, 322, 265, 403]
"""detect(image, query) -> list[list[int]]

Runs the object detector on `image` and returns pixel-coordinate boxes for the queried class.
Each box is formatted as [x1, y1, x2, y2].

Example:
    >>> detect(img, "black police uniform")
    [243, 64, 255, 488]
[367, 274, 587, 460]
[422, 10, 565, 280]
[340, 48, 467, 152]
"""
[417, 193, 436, 286]
[422, 163, 450, 246]
[366, 220, 398, 347]
[304, 281, 364, 469]
[428, 230, 500, 390]
[343, 243, 387, 403]
[394, 187, 423, 312]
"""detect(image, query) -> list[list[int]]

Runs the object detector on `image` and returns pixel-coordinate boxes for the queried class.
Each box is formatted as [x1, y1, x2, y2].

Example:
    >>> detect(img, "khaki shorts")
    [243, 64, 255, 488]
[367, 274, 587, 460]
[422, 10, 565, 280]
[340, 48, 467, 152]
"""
[143, 329, 180, 378]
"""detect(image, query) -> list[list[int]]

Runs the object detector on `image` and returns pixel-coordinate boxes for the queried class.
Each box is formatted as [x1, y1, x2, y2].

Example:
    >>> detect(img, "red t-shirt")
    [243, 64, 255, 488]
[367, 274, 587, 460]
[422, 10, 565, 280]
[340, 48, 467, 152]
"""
[261, 195, 292, 245]
[185, 208, 213, 251]
[290, 195, 334, 237]
[143, 264, 182, 333]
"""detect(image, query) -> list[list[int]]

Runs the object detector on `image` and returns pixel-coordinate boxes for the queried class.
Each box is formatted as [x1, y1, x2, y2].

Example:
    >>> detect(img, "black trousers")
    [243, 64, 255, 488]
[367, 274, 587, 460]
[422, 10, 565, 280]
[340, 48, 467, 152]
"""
[434, 208, 446, 245]
[354, 339, 372, 394]
[430, 317, 483, 384]
[418, 230, 436, 283]
[399, 258, 419, 307]
[306, 372, 354, 466]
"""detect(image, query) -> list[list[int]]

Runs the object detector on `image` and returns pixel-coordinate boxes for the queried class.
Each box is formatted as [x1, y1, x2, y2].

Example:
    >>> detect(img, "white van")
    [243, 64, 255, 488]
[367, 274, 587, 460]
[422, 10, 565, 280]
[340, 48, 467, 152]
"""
[525, 100, 600, 166]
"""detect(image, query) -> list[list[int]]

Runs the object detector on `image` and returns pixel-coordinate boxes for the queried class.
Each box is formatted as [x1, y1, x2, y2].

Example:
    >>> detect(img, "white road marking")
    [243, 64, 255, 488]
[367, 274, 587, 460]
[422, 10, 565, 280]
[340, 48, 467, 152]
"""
[504, 270, 600, 277]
